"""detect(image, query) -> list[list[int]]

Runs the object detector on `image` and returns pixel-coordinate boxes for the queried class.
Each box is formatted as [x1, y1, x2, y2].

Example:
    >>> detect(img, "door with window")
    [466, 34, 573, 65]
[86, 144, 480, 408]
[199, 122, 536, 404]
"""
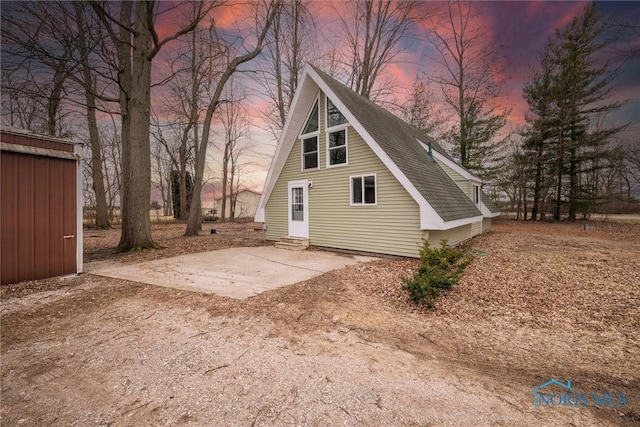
[288, 181, 308, 238]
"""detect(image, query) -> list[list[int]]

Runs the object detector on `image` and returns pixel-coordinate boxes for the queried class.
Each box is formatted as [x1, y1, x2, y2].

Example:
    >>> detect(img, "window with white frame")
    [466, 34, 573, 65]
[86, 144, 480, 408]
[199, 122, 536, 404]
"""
[326, 98, 348, 167]
[473, 184, 480, 206]
[327, 98, 347, 128]
[301, 100, 319, 171]
[351, 175, 376, 205]
[328, 129, 346, 166]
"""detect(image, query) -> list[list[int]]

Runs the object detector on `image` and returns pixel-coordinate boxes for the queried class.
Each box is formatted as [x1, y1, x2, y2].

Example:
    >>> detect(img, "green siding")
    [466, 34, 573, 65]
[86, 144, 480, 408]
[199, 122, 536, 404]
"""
[471, 220, 482, 236]
[265, 92, 423, 257]
[427, 224, 472, 247]
[435, 159, 471, 197]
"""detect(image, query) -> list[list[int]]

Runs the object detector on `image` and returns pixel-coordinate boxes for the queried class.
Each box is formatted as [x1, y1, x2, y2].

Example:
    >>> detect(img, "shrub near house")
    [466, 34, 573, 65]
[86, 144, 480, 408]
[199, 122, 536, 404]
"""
[404, 239, 472, 309]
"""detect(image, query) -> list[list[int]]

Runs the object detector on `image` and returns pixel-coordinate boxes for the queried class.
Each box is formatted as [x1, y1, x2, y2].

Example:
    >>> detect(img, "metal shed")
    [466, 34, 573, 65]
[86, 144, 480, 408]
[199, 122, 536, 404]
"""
[1, 127, 83, 285]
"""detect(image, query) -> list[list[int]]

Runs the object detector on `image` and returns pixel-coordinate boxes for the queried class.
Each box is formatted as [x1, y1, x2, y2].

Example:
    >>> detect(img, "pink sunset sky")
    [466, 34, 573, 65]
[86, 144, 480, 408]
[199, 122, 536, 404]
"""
[5, 1, 636, 207]
[163, 0, 638, 207]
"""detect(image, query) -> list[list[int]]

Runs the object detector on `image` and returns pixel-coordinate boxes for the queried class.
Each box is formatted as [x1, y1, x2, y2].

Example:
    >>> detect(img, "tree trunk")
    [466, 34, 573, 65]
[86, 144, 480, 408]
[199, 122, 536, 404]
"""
[229, 154, 237, 222]
[531, 141, 544, 221]
[555, 157, 563, 221]
[568, 145, 578, 221]
[47, 68, 66, 136]
[118, 1, 155, 250]
[221, 136, 230, 222]
[86, 88, 111, 229]
[74, 2, 110, 229]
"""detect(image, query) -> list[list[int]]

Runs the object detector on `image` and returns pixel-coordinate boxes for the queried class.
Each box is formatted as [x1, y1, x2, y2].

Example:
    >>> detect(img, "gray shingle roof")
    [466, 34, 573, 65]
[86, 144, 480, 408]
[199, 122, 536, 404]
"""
[310, 66, 481, 222]
[481, 191, 501, 214]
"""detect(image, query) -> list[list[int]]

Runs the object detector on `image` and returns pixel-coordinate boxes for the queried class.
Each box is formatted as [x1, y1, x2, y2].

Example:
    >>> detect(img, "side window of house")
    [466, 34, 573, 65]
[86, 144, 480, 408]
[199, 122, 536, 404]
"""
[326, 98, 348, 167]
[351, 175, 376, 205]
[301, 100, 319, 171]
[473, 184, 480, 205]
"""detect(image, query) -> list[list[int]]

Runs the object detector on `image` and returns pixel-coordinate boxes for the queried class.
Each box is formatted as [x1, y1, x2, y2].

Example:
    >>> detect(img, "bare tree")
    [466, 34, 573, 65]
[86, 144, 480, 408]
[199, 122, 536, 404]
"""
[92, 1, 211, 250]
[72, 2, 111, 228]
[399, 75, 446, 137]
[1, 72, 49, 131]
[260, 0, 315, 136]
[425, 0, 509, 175]
[151, 137, 173, 217]
[184, 1, 281, 236]
[1, 1, 79, 136]
[153, 9, 227, 221]
[336, 0, 416, 100]
[218, 83, 250, 222]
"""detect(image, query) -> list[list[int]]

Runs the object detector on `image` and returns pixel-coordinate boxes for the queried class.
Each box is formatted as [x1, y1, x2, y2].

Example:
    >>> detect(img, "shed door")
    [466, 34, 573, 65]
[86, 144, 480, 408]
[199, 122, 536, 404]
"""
[1, 151, 77, 285]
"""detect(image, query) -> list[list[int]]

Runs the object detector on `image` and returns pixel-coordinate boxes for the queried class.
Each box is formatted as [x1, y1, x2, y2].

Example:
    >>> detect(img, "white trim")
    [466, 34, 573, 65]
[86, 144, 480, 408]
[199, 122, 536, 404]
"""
[287, 180, 309, 238]
[441, 215, 484, 230]
[325, 95, 349, 130]
[74, 143, 84, 274]
[300, 96, 320, 172]
[349, 173, 377, 206]
[326, 125, 349, 168]
[301, 134, 320, 172]
[0, 142, 80, 160]
[300, 96, 320, 138]
[473, 184, 480, 206]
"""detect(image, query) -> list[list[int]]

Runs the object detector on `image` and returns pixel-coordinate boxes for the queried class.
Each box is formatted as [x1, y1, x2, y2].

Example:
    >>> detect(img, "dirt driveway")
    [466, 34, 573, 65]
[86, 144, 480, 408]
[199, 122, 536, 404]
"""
[1, 221, 639, 426]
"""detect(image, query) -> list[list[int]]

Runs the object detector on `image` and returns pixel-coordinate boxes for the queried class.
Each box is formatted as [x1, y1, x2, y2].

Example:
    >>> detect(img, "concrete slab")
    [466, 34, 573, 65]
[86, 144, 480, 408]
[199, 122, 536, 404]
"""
[91, 247, 378, 299]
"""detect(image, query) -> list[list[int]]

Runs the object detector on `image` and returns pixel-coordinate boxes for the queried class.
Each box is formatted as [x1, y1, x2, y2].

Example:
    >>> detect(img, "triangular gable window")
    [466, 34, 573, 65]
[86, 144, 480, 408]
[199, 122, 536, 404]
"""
[302, 100, 319, 135]
[301, 99, 319, 171]
[327, 98, 347, 128]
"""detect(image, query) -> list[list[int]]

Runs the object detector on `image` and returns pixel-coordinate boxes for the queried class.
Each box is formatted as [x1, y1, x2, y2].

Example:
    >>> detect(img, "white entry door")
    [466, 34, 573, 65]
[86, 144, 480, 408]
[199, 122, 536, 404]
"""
[288, 180, 309, 238]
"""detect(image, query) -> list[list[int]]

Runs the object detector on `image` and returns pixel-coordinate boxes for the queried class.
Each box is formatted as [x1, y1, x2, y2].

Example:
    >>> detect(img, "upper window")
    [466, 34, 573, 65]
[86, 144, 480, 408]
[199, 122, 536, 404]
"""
[302, 137, 318, 170]
[301, 99, 319, 171]
[351, 175, 376, 205]
[328, 129, 347, 166]
[303, 101, 319, 134]
[326, 97, 348, 167]
[473, 184, 480, 206]
[327, 98, 347, 128]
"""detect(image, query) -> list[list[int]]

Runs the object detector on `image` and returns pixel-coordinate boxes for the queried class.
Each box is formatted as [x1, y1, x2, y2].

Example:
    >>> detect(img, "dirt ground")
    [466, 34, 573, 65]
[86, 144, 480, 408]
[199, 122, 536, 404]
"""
[1, 220, 639, 426]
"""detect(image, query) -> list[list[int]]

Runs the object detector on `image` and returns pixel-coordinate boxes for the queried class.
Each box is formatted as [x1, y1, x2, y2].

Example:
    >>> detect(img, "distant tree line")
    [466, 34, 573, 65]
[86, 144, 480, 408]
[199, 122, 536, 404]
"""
[496, 4, 637, 221]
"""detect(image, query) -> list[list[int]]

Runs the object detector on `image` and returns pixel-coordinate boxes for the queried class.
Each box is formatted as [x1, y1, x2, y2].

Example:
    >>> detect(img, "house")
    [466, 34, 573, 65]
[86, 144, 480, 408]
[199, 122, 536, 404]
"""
[1, 127, 83, 284]
[215, 189, 261, 220]
[255, 65, 499, 257]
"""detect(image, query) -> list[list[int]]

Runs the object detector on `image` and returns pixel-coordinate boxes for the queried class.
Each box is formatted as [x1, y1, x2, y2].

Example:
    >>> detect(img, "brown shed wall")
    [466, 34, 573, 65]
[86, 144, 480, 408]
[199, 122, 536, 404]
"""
[1, 132, 78, 285]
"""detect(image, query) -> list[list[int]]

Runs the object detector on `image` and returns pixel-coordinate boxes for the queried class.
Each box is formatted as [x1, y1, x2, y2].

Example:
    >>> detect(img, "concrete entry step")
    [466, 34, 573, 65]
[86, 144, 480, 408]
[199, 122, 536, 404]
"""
[277, 237, 310, 249]
[274, 241, 306, 250]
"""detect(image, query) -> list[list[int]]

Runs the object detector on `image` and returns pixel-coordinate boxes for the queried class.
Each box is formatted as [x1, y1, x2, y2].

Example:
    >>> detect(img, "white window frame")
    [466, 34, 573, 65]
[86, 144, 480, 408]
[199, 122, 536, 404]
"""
[473, 184, 480, 206]
[325, 95, 349, 168]
[350, 173, 377, 206]
[300, 97, 320, 172]
[326, 126, 349, 168]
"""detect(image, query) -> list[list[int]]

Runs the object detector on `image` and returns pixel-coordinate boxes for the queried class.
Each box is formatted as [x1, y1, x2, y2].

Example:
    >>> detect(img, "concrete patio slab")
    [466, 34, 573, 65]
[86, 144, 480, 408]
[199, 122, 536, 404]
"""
[90, 247, 378, 299]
